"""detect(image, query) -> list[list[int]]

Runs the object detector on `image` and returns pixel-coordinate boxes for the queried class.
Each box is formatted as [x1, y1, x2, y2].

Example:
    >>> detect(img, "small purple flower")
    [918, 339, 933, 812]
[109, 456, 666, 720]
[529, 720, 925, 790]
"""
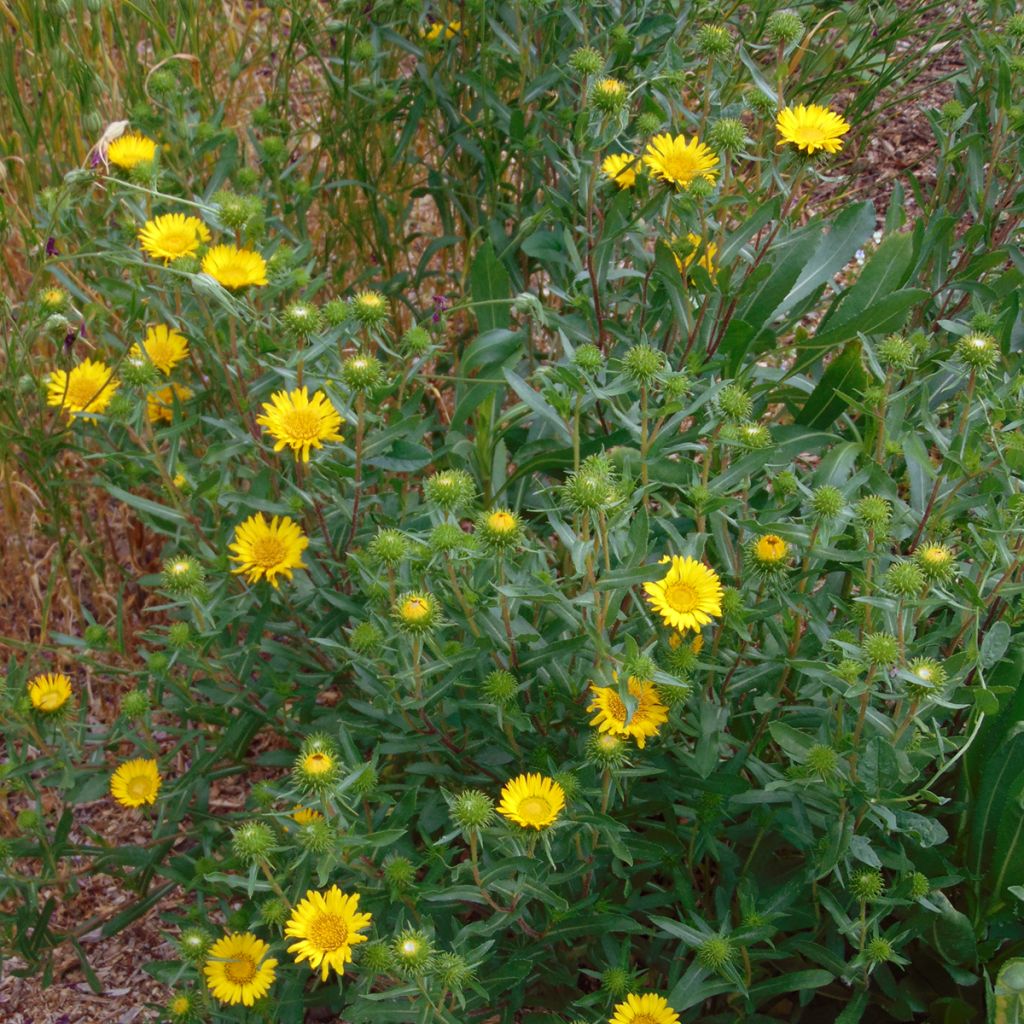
[89, 149, 103, 169]
[63, 330, 76, 356]
[45, 237, 58, 257]
[432, 294, 450, 323]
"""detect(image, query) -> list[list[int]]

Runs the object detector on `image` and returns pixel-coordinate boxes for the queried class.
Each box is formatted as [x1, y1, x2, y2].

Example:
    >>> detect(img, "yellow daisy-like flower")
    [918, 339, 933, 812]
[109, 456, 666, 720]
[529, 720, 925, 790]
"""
[27, 672, 72, 713]
[488, 510, 516, 533]
[109, 758, 162, 808]
[643, 555, 723, 632]
[775, 103, 851, 155]
[588, 675, 669, 749]
[147, 383, 194, 424]
[292, 805, 324, 825]
[497, 773, 566, 830]
[46, 358, 120, 421]
[107, 132, 157, 170]
[138, 213, 211, 263]
[754, 534, 788, 565]
[256, 387, 344, 462]
[421, 19, 460, 41]
[642, 133, 719, 189]
[674, 232, 717, 276]
[229, 513, 309, 588]
[201, 244, 268, 290]
[303, 751, 336, 777]
[130, 324, 190, 375]
[609, 992, 680, 1024]
[602, 153, 638, 189]
[203, 932, 277, 1007]
[284, 885, 373, 981]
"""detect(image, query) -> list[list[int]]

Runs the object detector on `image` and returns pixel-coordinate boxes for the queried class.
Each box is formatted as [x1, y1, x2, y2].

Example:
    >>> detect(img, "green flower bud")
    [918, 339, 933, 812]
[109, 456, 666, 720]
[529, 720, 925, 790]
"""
[765, 9, 804, 45]
[323, 298, 350, 326]
[393, 929, 433, 975]
[83, 623, 108, 648]
[721, 586, 743, 617]
[835, 658, 864, 684]
[161, 556, 205, 595]
[353, 764, 378, 796]
[350, 290, 390, 328]
[878, 333, 916, 371]
[636, 111, 663, 135]
[622, 344, 664, 385]
[854, 495, 892, 532]
[568, 46, 604, 76]
[731, 422, 772, 449]
[915, 543, 955, 582]
[586, 730, 629, 768]
[938, 99, 965, 128]
[747, 91, 777, 118]
[476, 507, 523, 550]
[362, 941, 394, 974]
[909, 872, 930, 899]
[424, 469, 476, 513]
[601, 966, 633, 996]
[434, 951, 474, 989]
[178, 927, 213, 963]
[383, 855, 417, 890]
[259, 896, 291, 927]
[350, 621, 384, 654]
[147, 651, 169, 674]
[805, 743, 838, 776]
[574, 343, 605, 373]
[295, 818, 335, 854]
[957, 332, 999, 371]
[810, 484, 844, 521]
[281, 301, 323, 339]
[260, 135, 287, 163]
[120, 689, 150, 722]
[696, 24, 732, 58]
[353, 38, 376, 61]
[16, 809, 41, 831]
[402, 325, 432, 354]
[368, 528, 408, 567]
[707, 117, 748, 154]
[717, 383, 753, 421]
[864, 937, 894, 964]
[656, 678, 692, 706]
[884, 560, 925, 597]
[341, 352, 385, 391]
[167, 621, 191, 649]
[429, 522, 473, 554]
[482, 669, 518, 705]
[850, 869, 885, 901]
[772, 470, 798, 498]
[231, 820, 276, 863]
[452, 790, 495, 830]
[591, 77, 628, 114]
[863, 632, 899, 668]
[696, 935, 736, 972]
[906, 658, 946, 700]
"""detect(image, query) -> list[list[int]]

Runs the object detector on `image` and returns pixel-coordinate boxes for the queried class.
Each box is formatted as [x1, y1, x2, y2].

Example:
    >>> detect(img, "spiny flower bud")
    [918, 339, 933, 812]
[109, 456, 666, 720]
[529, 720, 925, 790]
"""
[957, 331, 998, 371]
[810, 485, 844, 521]
[362, 941, 394, 974]
[482, 669, 518, 705]
[402, 325, 432, 355]
[854, 495, 892, 532]
[696, 24, 732, 58]
[586, 730, 629, 768]
[476, 508, 523, 550]
[656, 678, 692, 706]
[122, 352, 161, 388]
[878, 333, 916, 372]
[696, 935, 736, 972]
[434, 951, 474, 989]
[393, 591, 441, 633]
[732, 422, 772, 449]
[636, 111, 663, 135]
[293, 735, 343, 792]
[349, 621, 384, 654]
[295, 818, 335, 854]
[83, 623, 108, 648]
[393, 929, 433, 975]
[849, 869, 885, 901]
[178, 927, 213, 963]
[862, 632, 899, 668]
[600, 966, 633, 996]
[120, 689, 150, 722]
[721, 587, 743, 617]
[938, 99, 965, 128]
[707, 117, 748, 154]
[568, 46, 604, 76]
[259, 896, 291, 927]
[165, 990, 203, 1024]
[369, 528, 408, 567]
[835, 658, 864, 684]
[747, 91, 777, 118]
[213, 190, 255, 230]
[884, 560, 925, 597]
[622, 653, 657, 683]
[323, 298, 350, 326]
[167, 621, 191, 648]
[353, 764, 378, 796]
[384, 855, 417, 890]
[282, 301, 323, 338]
[747, 533, 790, 573]
[161, 556, 205, 595]
[915, 543, 955, 582]
[350, 290, 389, 328]
[429, 522, 473, 554]
[663, 631, 702, 674]
[561, 464, 620, 514]
[341, 352, 385, 391]
[717, 383, 753, 421]
[906, 658, 947, 700]
[574, 343, 605, 373]
[864, 937, 894, 964]
[452, 790, 495, 830]
[909, 872, 930, 899]
[231, 820, 276, 863]
[621, 344, 664, 385]
[765, 9, 804, 45]
[591, 77, 628, 114]
[424, 469, 476, 513]
[805, 744, 838, 777]
[661, 371, 694, 401]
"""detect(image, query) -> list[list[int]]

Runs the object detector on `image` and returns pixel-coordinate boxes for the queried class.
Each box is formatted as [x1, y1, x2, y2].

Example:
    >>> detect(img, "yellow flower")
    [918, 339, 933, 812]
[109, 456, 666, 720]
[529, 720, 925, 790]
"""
[107, 132, 157, 169]
[292, 805, 324, 825]
[421, 19, 460, 41]
[46, 358, 120, 420]
[667, 631, 704, 654]
[673, 232, 717, 276]
[609, 992, 680, 1024]
[284, 885, 373, 981]
[775, 103, 850, 155]
[130, 324, 190, 375]
[642, 133, 719, 189]
[203, 932, 277, 1007]
[256, 387, 344, 462]
[201, 244, 268, 289]
[497, 773, 566, 830]
[595, 78, 626, 99]
[110, 758, 162, 808]
[229, 513, 309, 588]
[303, 751, 335, 777]
[147, 383, 194, 424]
[588, 676, 669, 749]
[138, 213, 211, 263]
[28, 672, 72, 713]
[393, 591, 440, 632]
[754, 534, 788, 565]
[643, 555, 723, 632]
[602, 153, 638, 189]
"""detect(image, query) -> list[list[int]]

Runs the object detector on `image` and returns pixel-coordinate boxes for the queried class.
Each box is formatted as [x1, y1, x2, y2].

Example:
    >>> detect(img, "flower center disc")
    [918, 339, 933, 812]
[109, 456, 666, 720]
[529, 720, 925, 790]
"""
[607, 693, 627, 722]
[38, 690, 63, 710]
[161, 229, 192, 253]
[306, 753, 331, 774]
[309, 914, 349, 951]
[283, 408, 322, 442]
[252, 536, 287, 568]
[665, 581, 699, 613]
[518, 796, 551, 821]
[127, 776, 151, 799]
[224, 954, 257, 984]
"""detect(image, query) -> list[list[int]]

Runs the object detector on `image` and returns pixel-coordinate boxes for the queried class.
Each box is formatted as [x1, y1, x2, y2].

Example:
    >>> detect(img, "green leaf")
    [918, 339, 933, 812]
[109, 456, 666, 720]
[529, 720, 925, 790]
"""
[470, 240, 511, 334]
[794, 339, 867, 429]
[104, 484, 186, 527]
